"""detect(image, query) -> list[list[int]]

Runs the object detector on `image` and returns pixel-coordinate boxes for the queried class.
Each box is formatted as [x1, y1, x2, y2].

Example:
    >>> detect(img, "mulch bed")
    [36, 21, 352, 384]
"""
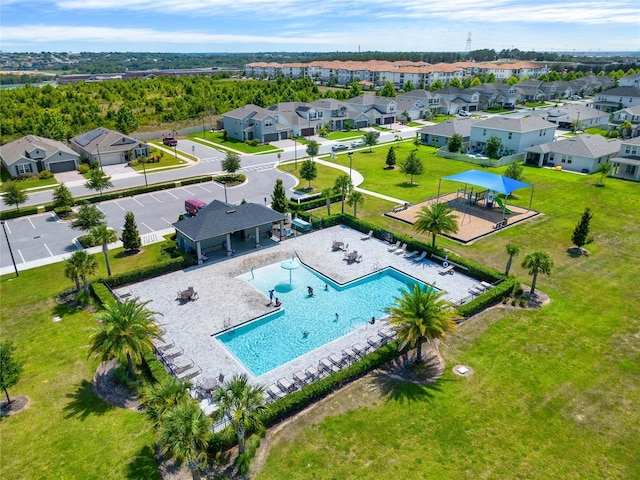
[92, 360, 141, 411]
[0, 395, 30, 417]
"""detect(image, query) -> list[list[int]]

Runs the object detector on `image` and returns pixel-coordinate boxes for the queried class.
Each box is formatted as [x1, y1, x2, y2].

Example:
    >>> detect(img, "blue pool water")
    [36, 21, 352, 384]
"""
[216, 261, 430, 377]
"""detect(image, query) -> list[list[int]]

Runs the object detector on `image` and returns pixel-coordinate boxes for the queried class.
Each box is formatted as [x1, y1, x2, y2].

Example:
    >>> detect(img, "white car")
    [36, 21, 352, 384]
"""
[458, 110, 470, 117]
[570, 95, 582, 100]
[351, 139, 365, 148]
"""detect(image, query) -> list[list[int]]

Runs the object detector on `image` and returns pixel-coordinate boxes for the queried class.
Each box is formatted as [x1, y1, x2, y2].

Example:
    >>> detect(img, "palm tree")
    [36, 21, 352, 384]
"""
[347, 190, 364, 218]
[88, 223, 117, 276]
[386, 284, 457, 362]
[140, 376, 190, 427]
[505, 244, 520, 275]
[413, 203, 459, 249]
[521, 251, 554, 295]
[88, 298, 163, 377]
[212, 373, 267, 455]
[159, 399, 212, 476]
[64, 253, 82, 292]
[322, 187, 333, 216]
[333, 175, 353, 214]
[66, 250, 98, 295]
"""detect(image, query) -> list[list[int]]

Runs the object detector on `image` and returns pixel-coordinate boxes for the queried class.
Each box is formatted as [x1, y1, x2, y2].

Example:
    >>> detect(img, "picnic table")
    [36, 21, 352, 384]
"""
[177, 287, 198, 301]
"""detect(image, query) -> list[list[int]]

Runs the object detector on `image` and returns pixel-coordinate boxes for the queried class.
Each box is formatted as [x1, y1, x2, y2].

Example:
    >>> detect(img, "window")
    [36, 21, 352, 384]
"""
[17, 164, 33, 174]
[508, 132, 513, 140]
[483, 129, 487, 136]
[625, 164, 636, 175]
[265, 119, 273, 127]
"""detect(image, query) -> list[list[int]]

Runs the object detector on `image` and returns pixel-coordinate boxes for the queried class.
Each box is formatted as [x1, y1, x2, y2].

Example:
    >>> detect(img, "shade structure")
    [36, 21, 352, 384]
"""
[441, 170, 530, 195]
[281, 255, 300, 284]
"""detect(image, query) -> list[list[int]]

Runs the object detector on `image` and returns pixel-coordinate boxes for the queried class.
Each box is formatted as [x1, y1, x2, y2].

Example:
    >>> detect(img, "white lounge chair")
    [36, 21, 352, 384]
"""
[388, 240, 401, 252]
[480, 281, 493, 289]
[439, 265, 455, 275]
[361, 230, 373, 240]
[413, 251, 427, 262]
[395, 243, 407, 254]
[404, 250, 418, 259]
[277, 377, 295, 393]
[267, 384, 285, 400]
[305, 366, 319, 381]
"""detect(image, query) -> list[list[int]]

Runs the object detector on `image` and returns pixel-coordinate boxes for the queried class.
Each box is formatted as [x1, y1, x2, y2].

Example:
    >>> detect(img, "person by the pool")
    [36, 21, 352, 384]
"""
[307, 286, 314, 296]
[274, 298, 281, 307]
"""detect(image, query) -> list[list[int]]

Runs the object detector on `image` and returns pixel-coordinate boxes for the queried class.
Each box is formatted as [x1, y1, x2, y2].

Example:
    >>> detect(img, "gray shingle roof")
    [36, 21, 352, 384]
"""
[526, 134, 621, 158]
[475, 116, 555, 132]
[172, 200, 285, 242]
[418, 118, 483, 137]
[0, 135, 78, 167]
[69, 127, 143, 155]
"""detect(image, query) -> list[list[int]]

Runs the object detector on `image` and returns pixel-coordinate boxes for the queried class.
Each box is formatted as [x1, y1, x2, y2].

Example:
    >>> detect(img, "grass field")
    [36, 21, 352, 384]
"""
[1, 143, 639, 479]
[256, 147, 640, 478]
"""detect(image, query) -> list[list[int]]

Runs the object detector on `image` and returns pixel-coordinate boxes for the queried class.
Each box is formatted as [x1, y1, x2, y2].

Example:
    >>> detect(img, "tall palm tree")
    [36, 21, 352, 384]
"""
[64, 253, 82, 292]
[413, 203, 459, 249]
[212, 373, 267, 455]
[88, 298, 163, 377]
[505, 244, 521, 275]
[66, 250, 98, 295]
[521, 251, 554, 295]
[386, 284, 457, 362]
[347, 190, 364, 218]
[322, 187, 333, 216]
[334, 175, 353, 214]
[88, 223, 117, 276]
[140, 376, 190, 427]
[159, 399, 212, 476]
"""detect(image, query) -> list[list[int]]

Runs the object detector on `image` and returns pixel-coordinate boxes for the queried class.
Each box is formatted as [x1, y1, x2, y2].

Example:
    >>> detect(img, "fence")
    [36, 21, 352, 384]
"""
[435, 148, 524, 167]
[133, 123, 215, 142]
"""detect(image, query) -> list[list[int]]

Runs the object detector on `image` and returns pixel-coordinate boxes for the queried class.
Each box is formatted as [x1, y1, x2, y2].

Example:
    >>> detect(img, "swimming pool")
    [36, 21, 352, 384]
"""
[216, 261, 431, 377]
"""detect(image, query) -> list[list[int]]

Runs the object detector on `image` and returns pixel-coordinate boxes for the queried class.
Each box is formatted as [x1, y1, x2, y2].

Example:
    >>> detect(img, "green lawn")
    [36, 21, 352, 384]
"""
[325, 131, 365, 141]
[257, 149, 640, 479]
[134, 143, 189, 170]
[189, 131, 279, 154]
[0, 240, 184, 479]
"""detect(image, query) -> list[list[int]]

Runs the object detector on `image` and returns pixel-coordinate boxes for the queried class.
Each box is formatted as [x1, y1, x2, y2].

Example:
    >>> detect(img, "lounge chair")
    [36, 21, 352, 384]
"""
[319, 357, 339, 374]
[355, 255, 363, 263]
[404, 250, 418, 259]
[267, 384, 285, 400]
[388, 240, 401, 252]
[293, 371, 307, 386]
[469, 285, 484, 296]
[361, 230, 373, 240]
[439, 265, 455, 275]
[395, 243, 407, 254]
[177, 365, 202, 381]
[352, 343, 369, 358]
[342, 347, 357, 363]
[277, 377, 295, 393]
[413, 251, 427, 262]
[329, 353, 345, 368]
[480, 281, 493, 289]
[305, 366, 319, 381]
[367, 336, 382, 348]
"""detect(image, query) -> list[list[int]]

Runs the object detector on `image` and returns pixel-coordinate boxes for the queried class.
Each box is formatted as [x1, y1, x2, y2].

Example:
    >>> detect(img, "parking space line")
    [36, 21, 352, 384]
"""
[96, 205, 105, 212]
[167, 191, 179, 199]
[114, 201, 126, 211]
[132, 197, 144, 206]
[28, 218, 35, 229]
[44, 243, 53, 257]
[182, 187, 196, 196]
[197, 185, 211, 193]
[140, 222, 154, 233]
[4, 222, 11, 234]
[150, 194, 162, 203]
[18, 249, 25, 263]
[161, 217, 173, 225]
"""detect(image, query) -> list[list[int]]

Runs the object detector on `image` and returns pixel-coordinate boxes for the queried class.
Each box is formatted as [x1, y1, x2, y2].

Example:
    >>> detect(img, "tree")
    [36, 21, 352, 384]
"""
[141, 376, 190, 427]
[159, 399, 211, 475]
[35, 110, 68, 140]
[322, 187, 333, 216]
[114, 105, 138, 135]
[64, 252, 82, 292]
[221, 152, 241, 180]
[88, 223, 117, 276]
[521, 251, 554, 295]
[349, 80, 362, 97]
[121, 211, 142, 252]
[84, 168, 113, 197]
[402, 80, 415, 92]
[364, 131, 378, 152]
[378, 81, 396, 97]
[67, 250, 98, 295]
[212, 373, 267, 455]
[571, 207, 593, 252]
[347, 190, 364, 218]
[271, 178, 288, 214]
[618, 120, 633, 139]
[483, 135, 503, 159]
[71, 203, 105, 232]
[386, 284, 457, 362]
[0, 340, 23, 404]
[400, 151, 424, 185]
[52, 183, 74, 209]
[334, 174, 353, 214]
[414, 203, 459, 248]
[88, 298, 163, 378]
[400, 110, 411, 123]
[505, 244, 520, 275]
[597, 162, 611, 185]
[447, 133, 463, 153]
[306, 140, 319, 160]
[1, 182, 28, 212]
[504, 162, 524, 181]
[299, 159, 318, 189]
[385, 146, 396, 169]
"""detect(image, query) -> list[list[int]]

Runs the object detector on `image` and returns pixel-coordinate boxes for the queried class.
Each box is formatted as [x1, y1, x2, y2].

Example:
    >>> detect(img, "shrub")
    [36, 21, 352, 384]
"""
[78, 164, 90, 174]
[91, 281, 116, 306]
[456, 277, 516, 317]
[102, 256, 194, 288]
[0, 205, 38, 220]
[38, 170, 53, 179]
[53, 206, 73, 218]
[128, 159, 139, 167]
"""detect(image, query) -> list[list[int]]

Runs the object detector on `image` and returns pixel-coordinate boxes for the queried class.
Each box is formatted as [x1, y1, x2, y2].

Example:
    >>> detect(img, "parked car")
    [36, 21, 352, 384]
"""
[185, 199, 206, 216]
[458, 110, 470, 117]
[570, 95, 582, 100]
[331, 143, 348, 151]
[163, 136, 178, 146]
[351, 139, 365, 148]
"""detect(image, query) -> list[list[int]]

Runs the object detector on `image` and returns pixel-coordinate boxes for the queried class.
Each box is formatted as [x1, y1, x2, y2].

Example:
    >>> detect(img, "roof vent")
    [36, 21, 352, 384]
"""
[226, 209, 236, 214]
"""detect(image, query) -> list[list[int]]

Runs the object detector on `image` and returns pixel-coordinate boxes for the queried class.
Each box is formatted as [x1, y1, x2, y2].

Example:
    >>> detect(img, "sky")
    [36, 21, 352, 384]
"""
[1, 0, 639, 54]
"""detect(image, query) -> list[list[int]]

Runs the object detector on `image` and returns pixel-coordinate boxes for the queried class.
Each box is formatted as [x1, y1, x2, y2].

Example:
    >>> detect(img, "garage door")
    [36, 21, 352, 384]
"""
[264, 133, 279, 142]
[355, 120, 368, 128]
[301, 127, 314, 137]
[49, 160, 77, 173]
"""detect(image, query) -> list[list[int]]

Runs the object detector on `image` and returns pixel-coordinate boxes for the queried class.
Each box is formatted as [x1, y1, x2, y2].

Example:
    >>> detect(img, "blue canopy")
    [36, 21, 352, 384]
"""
[442, 170, 530, 195]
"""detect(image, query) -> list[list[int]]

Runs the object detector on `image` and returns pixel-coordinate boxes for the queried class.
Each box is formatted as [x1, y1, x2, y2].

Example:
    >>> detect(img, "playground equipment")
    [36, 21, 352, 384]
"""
[495, 197, 513, 215]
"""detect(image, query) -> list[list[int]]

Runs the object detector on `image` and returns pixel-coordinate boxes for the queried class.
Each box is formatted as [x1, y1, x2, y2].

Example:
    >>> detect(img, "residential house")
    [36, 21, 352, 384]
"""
[610, 137, 640, 181]
[537, 104, 610, 130]
[472, 83, 520, 110]
[0, 135, 80, 176]
[469, 116, 557, 156]
[397, 90, 443, 114]
[433, 86, 480, 114]
[524, 134, 621, 173]
[310, 99, 369, 130]
[619, 73, 640, 89]
[418, 118, 482, 149]
[222, 104, 289, 142]
[344, 94, 398, 126]
[593, 86, 640, 113]
[69, 127, 149, 166]
[269, 102, 326, 137]
[515, 79, 546, 101]
[610, 104, 640, 138]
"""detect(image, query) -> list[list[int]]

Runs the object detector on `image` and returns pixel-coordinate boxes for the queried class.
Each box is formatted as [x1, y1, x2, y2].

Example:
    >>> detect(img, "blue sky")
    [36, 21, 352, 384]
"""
[2, 0, 639, 53]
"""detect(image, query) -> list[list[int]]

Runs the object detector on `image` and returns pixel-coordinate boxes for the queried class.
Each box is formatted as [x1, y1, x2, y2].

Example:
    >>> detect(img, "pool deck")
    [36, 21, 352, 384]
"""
[115, 225, 479, 410]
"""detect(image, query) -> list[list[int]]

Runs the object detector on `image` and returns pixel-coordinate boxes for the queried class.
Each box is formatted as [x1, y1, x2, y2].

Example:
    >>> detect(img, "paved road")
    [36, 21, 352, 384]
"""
[0, 126, 421, 274]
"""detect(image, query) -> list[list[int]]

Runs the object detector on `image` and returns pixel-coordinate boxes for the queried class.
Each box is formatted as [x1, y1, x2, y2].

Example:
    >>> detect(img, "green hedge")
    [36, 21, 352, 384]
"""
[143, 349, 172, 384]
[91, 281, 117, 306]
[287, 193, 341, 212]
[456, 276, 517, 317]
[0, 206, 38, 220]
[102, 256, 194, 288]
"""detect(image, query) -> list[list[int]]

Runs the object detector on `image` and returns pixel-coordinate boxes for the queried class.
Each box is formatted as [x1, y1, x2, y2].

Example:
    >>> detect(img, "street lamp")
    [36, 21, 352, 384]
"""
[348, 151, 354, 180]
[141, 160, 148, 187]
[96, 144, 103, 172]
[173, 145, 177, 159]
[1, 220, 19, 277]
[222, 180, 228, 203]
[294, 136, 298, 169]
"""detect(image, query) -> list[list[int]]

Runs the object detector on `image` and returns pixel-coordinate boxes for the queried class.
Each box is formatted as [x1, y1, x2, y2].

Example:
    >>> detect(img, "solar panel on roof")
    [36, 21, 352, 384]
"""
[75, 129, 102, 147]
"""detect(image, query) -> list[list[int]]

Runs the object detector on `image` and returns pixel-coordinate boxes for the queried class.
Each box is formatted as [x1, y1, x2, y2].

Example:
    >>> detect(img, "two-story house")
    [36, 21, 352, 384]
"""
[418, 118, 482, 148]
[222, 104, 288, 142]
[0, 135, 80, 176]
[610, 105, 640, 138]
[433, 86, 480, 114]
[593, 86, 640, 113]
[69, 128, 149, 166]
[538, 104, 610, 130]
[344, 94, 398, 126]
[610, 137, 640, 181]
[469, 116, 557, 156]
[524, 134, 621, 173]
